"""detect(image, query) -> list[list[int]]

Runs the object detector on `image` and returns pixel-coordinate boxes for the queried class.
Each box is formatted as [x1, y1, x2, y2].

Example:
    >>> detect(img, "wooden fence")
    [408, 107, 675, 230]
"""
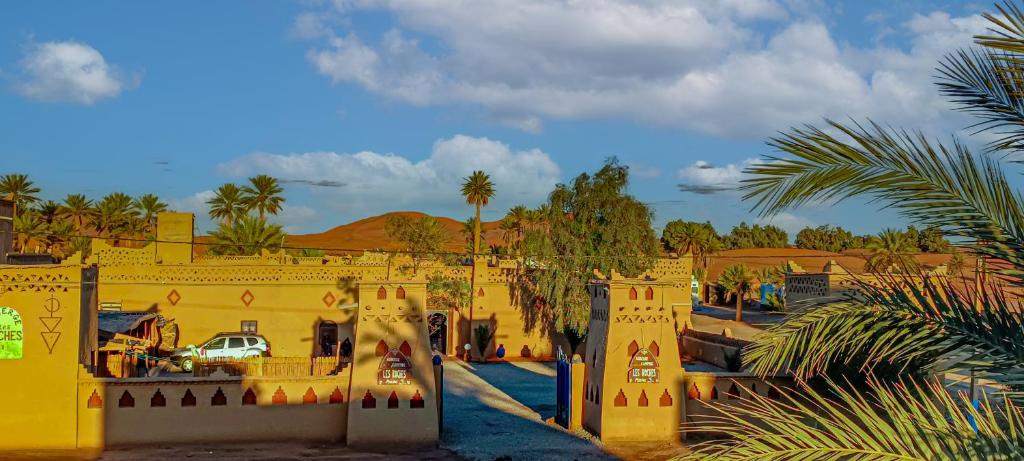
[193, 356, 344, 377]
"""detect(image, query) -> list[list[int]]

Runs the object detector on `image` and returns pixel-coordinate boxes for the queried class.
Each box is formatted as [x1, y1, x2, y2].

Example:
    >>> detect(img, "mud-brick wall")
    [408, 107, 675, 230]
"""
[75, 373, 351, 448]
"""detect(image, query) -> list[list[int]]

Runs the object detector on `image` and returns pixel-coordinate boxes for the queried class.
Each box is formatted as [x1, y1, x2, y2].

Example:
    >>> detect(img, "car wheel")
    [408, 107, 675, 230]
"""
[181, 358, 193, 373]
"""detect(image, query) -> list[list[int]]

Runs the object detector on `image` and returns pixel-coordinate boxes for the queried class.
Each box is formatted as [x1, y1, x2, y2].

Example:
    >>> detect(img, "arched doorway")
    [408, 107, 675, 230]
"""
[427, 312, 447, 354]
[317, 320, 338, 356]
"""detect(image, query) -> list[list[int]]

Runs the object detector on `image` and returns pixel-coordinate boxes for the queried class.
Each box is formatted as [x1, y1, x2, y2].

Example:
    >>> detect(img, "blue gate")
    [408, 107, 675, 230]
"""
[555, 346, 571, 428]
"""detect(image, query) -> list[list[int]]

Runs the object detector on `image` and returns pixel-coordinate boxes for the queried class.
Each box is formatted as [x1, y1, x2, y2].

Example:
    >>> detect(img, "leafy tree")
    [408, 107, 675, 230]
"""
[93, 193, 139, 244]
[207, 214, 285, 256]
[207, 183, 245, 226]
[0, 173, 40, 218]
[427, 274, 471, 311]
[45, 221, 74, 254]
[690, 5, 1024, 457]
[501, 205, 530, 255]
[133, 194, 167, 233]
[240, 175, 284, 221]
[61, 194, 93, 232]
[722, 222, 788, 249]
[795, 224, 857, 252]
[13, 212, 45, 252]
[36, 200, 60, 225]
[522, 158, 659, 333]
[661, 220, 721, 268]
[918, 225, 952, 252]
[717, 264, 756, 322]
[384, 214, 449, 274]
[946, 251, 966, 276]
[865, 229, 919, 273]
[461, 171, 495, 256]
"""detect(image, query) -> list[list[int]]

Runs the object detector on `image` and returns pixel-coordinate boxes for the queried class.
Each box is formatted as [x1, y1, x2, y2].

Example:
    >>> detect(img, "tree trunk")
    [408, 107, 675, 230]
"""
[473, 203, 482, 255]
[735, 290, 743, 322]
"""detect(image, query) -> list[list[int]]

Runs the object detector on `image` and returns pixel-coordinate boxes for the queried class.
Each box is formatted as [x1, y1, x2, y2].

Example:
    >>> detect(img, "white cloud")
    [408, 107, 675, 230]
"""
[299, 2, 988, 137]
[677, 158, 761, 194]
[167, 190, 216, 217]
[16, 40, 134, 104]
[272, 205, 318, 234]
[217, 134, 561, 221]
[755, 212, 814, 237]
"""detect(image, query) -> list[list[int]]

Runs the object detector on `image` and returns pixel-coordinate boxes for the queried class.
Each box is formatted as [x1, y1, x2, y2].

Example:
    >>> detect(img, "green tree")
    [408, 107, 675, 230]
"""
[61, 194, 93, 232]
[45, 221, 74, 254]
[722, 222, 787, 249]
[661, 220, 721, 268]
[717, 264, 756, 322]
[523, 158, 659, 333]
[133, 194, 167, 233]
[208, 214, 285, 256]
[384, 214, 449, 274]
[460, 216, 483, 254]
[686, 4, 1024, 457]
[918, 225, 952, 252]
[240, 175, 284, 221]
[794, 224, 856, 252]
[0, 173, 40, 218]
[36, 200, 60, 225]
[461, 171, 495, 256]
[865, 229, 919, 273]
[207, 183, 245, 226]
[93, 193, 139, 244]
[13, 211, 45, 252]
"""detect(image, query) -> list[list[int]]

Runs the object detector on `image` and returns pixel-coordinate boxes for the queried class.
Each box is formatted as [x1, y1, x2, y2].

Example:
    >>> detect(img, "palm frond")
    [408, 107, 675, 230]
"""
[976, 1, 1024, 55]
[937, 49, 1024, 153]
[745, 276, 1024, 388]
[743, 120, 1024, 283]
[680, 379, 1024, 460]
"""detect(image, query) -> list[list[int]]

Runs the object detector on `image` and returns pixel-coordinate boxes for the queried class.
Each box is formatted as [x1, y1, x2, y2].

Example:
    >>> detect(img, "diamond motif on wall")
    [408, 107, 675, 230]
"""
[322, 291, 336, 308]
[167, 289, 181, 306]
[240, 289, 255, 307]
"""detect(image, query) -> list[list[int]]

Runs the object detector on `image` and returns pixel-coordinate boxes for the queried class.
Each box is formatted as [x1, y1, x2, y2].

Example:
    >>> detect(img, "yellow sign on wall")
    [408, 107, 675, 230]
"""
[0, 307, 23, 360]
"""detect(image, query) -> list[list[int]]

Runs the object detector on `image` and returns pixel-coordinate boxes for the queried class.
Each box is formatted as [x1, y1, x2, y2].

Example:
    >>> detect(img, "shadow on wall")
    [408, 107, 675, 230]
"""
[509, 278, 573, 358]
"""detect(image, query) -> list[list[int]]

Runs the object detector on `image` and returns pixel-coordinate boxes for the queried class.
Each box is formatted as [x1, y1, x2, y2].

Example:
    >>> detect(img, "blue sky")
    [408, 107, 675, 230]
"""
[0, 0, 997, 237]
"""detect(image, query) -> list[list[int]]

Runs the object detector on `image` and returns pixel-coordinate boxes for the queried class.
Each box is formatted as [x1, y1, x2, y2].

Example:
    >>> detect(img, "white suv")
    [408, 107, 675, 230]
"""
[173, 333, 270, 372]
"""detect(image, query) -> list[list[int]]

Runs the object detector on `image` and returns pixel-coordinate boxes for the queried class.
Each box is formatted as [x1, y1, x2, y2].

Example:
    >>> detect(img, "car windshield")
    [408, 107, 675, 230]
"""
[205, 337, 227, 349]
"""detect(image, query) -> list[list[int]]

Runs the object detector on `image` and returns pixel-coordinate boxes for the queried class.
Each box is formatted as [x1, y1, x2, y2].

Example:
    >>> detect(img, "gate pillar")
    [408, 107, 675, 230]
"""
[346, 281, 439, 446]
[581, 270, 685, 442]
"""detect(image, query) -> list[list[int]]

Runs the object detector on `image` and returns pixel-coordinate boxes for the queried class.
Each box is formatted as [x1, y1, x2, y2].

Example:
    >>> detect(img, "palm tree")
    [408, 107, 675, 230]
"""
[460, 171, 494, 256]
[685, 3, 1024, 457]
[240, 175, 284, 221]
[865, 229, 919, 273]
[207, 183, 245, 226]
[498, 215, 517, 250]
[0, 174, 40, 218]
[717, 264, 756, 322]
[45, 221, 74, 254]
[664, 221, 721, 269]
[133, 194, 167, 233]
[208, 214, 286, 255]
[35, 200, 61, 225]
[13, 212, 45, 252]
[61, 194, 93, 232]
[93, 193, 138, 245]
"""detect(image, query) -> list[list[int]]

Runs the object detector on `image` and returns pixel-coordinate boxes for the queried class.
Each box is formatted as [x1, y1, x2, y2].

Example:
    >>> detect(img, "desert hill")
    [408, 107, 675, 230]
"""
[285, 211, 506, 254]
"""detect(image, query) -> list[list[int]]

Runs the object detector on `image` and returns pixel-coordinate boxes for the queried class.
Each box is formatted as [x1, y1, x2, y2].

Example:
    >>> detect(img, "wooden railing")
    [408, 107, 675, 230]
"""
[193, 356, 345, 377]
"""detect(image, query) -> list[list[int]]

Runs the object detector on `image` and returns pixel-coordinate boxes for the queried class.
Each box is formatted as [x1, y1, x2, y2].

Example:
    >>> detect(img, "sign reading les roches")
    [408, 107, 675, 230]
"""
[627, 347, 659, 383]
[0, 307, 23, 360]
[378, 348, 412, 385]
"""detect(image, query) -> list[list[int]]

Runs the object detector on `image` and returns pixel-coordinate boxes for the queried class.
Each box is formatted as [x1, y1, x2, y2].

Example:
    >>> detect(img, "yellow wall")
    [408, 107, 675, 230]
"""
[0, 258, 89, 450]
[346, 281, 439, 446]
[76, 374, 351, 447]
[582, 274, 686, 442]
